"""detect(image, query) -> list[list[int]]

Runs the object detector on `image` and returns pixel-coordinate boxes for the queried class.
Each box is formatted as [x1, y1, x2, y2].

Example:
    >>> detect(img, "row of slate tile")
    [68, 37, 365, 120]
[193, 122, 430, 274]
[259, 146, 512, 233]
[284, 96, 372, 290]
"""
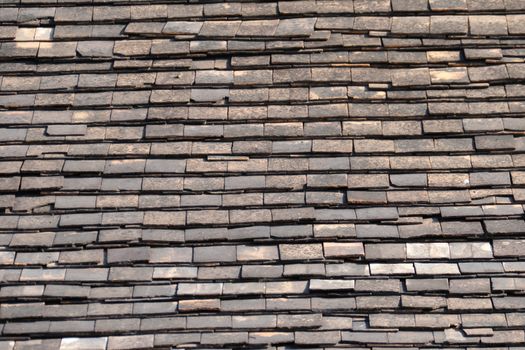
[2, 83, 525, 104]
[0, 143, 522, 162]
[1, 96, 522, 118]
[3, 1, 525, 23]
[0, 91, 523, 110]
[0, 213, 522, 237]
[0, 49, 519, 72]
[1, 171, 522, 191]
[3, 111, 525, 130]
[101, 16, 525, 37]
[0, 277, 522, 298]
[1, 261, 523, 284]
[5, 84, 523, 103]
[3, 190, 525, 210]
[0, 65, 522, 87]
[3, 35, 525, 58]
[2, 311, 525, 337]
[8, 201, 521, 222]
[1, 261, 525, 283]
[0, 240, 500, 263]
[3, 121, 520, 138]
[0, 133, 521, 154]
[2, 277, 525, 299]
[0, 329, 523, 346]
[2, 134, 524, 156]
[2, 192, 523, 213]
[16, 15, 519, 38]
[1, 291, 524, 311]
[2, 332, 525, 350]
[3, 278, 524, 299]
[2, 37, 457, 58]
[3, 154, 525, 174]
[3, 187, 524, 205]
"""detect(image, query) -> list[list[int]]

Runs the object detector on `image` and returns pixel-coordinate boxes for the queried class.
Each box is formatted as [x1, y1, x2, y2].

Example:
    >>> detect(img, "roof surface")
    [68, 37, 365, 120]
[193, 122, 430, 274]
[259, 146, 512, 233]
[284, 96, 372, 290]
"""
[0, 0, 525, 349]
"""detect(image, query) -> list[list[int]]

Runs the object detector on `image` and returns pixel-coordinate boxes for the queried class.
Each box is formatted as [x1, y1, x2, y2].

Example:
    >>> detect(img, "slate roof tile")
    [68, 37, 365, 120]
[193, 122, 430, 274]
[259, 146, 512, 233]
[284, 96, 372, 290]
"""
[392, 16, 430, 34]
[274, 18, 317, 37]
[469, 15, 508, 35]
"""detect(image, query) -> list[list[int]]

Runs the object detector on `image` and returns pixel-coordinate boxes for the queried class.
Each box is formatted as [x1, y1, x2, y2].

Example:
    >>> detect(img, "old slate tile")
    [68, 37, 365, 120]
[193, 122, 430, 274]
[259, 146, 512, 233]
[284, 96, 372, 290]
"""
[56, 6, 93, 22]
[143, 211, 185, 227]
[200, 21, 241, 37]
[348, 190, 387, 205]
[507, 14, 525, 34]
[107, 335, 153, 350]
[2, 76, 40, 91]
[295, 331, 341, 345]
[231, 315, 275, 328]
[194, 245, 236, 262]
[279, 244, 323, 260]
[238, 20, 279, 37]
[248, 331, 294, 344]
[342, 330, 388, 343]
[356, 295, 400, 309]
[20, 268, 66, 282]
[406, 278, 449, 291]
[93, 5, 130, 20]
[388, 330, 435, 344]
[464, 118, 504, 132]
[60, 338, 107, 350]
[388, 51, 427, 64]
[107, 247, 150, 264]
[274, 18, 317, 37]
[58, 249, 103, 265]
[415, 262, 460, 275]
[392, 16, 430, 34]
[130, 4, 167, 19]
[163, 21, 203, 35]
[404, 296, 447, 311]
[370, 313, 415, 328]
[310, 279, 355, 291]
[431, 15, 468, 34]
[356, 207, 399, 220]
[144, 159, 186, 173]
[469, 15, 508, 35]
[392, 0, 429, 11]
[38, 42, 77, 58]
[475, 135, 515, 150]
[314, 223, 355, 238]
[354, 0, 391, 12]
[406, 243, 450, 259]
[3, 321, 52, 335]
[191, 262, 234, 277]
[323, 242, 364, 258]
[109, 267, 153, 282]
[468, 65, 509, 82]
[430, 67, 469, 84]
[392, 68, 430, 86]
[448, 297, 492, 311]
[493, 239, 525, 257]
[365, 243, 406, 260]
[201, 332, 248, 345]
[237, 245, 279, 261]
[370, 263, 415, 275]
[449, 278, 491, 294]
[430, 0, 468, 11]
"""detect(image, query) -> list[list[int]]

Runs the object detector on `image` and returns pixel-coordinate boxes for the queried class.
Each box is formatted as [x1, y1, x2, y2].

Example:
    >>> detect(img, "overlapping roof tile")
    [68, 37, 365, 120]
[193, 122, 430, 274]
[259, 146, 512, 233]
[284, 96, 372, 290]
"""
[0, 0, 525, 349]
